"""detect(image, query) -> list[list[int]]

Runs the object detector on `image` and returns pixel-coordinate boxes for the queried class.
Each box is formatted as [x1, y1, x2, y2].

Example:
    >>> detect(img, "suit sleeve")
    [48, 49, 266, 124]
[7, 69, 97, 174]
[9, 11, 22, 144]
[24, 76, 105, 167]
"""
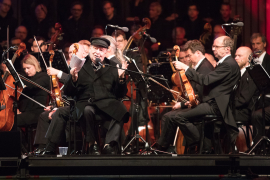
[186, 62, 231, 86]
[63, 74, 77, 97]
[59, 72, 70, 84]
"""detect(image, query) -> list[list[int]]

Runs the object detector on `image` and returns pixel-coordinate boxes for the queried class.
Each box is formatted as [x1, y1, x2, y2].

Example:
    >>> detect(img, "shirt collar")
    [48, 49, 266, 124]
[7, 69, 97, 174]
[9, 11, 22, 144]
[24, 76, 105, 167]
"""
[240, 64, 250, 77]
[255, 51, 266, 65]
[217, 54, 231, 65]
[194, 57, 205, 70]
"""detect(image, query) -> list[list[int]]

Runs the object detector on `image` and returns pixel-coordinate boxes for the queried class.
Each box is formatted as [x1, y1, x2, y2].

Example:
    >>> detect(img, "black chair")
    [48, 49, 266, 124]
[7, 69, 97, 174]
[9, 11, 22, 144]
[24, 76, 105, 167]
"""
[198, 115, 223, 154]
[25, 124, 37, 153]
[235, 121, 253, 153]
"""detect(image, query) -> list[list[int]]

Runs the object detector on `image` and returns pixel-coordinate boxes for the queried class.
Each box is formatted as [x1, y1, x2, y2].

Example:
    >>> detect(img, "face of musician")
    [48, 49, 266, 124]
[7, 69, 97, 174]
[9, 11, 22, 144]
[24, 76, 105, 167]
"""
[71, 4, 83, 20]
[149, 3, 161, 20]
[103, 2, 114, 18]
[178, 51, 186, 63]
[188, 5, 199, 21]
[115, 35, 127, 51]
[35, 4, 47, 22]
[235, 47, 251, 70]
[184, 51, 191, 66]
[251, 37, 266, 54]
[212, 36, 231, 60]
[15, 26, 27, 41]
[31, 40, 46, 52]
[220, 4, 231, 20]
[186, 49, 199, 66]
[89, 45, 107, 63]
[92, 28, 104, 38]
[23, 63, 36, 77]
[0, 0, 11, 16]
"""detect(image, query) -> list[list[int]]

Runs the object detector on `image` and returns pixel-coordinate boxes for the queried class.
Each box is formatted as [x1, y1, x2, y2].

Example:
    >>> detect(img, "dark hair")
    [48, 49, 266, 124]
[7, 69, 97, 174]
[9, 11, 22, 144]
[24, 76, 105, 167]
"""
[180, 45, 185, 52]
[221, 2, 231, 10]
[112, 30, 126, 40]
[71, 1, 84, 9]
[102, 1, 114, 8]
[188, 3, 199, 12]
[183, 40, 205, 55]
[250, 33, 267, 45]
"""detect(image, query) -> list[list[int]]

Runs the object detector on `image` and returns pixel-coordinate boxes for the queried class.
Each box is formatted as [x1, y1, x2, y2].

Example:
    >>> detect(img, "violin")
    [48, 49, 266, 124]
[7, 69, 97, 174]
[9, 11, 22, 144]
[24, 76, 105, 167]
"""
[0, 43, 26, 131]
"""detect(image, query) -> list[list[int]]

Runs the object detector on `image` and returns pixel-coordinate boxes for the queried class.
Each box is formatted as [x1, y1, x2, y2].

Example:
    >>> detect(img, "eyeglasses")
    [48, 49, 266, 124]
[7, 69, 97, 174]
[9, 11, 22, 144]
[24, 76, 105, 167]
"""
[212, 45, 226, 49]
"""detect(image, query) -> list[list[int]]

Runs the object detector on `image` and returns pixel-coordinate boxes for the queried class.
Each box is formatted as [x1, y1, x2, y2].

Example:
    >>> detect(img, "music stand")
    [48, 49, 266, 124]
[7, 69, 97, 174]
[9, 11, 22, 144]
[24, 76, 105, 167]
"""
[3, 59, 25, 130]
[31, 50, 69, 74]
[246, 64, 270, 155]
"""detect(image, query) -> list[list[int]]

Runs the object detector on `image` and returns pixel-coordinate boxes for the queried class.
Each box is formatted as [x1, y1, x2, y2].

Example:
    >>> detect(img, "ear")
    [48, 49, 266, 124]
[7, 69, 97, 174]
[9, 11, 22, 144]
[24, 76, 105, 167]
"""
[264, 42, 266, 48]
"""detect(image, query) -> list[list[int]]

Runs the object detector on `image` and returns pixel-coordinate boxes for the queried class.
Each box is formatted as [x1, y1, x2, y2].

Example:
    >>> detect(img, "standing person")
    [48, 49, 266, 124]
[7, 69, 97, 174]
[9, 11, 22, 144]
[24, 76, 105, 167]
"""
[157, 36, 240, 153]
[0, 0, 17, 48]
[62, 1, 91, 43]
[250, 33, 270, 146]
[41, 37, 129, 155]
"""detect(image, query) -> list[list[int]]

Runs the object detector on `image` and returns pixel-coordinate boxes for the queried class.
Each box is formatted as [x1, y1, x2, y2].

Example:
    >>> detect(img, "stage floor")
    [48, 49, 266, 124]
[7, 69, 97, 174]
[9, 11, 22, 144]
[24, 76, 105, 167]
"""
[1, 155, 270, 179]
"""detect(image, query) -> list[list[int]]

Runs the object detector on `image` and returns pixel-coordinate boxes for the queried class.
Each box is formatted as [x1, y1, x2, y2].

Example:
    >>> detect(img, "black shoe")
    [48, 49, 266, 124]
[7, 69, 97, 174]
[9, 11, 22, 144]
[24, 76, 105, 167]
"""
[90, 144, 101, 155]
[40, 150, 56, 155]
[29, 148, 45, 155]
[102, 144, 118, 155]
[202, 149, 214, 154]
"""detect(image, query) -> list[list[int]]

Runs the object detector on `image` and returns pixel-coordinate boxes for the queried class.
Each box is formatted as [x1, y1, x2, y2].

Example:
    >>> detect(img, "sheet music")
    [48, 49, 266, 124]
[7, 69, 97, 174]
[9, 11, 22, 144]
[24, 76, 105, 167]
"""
[6, 59, 25, 88]
[69, 54, 86, 72]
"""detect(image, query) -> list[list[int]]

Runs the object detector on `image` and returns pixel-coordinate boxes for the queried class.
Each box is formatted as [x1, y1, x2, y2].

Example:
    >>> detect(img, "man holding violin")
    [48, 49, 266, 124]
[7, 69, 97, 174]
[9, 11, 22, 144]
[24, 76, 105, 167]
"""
[158, 40, 214, 153]
[157, 36, 240, 153]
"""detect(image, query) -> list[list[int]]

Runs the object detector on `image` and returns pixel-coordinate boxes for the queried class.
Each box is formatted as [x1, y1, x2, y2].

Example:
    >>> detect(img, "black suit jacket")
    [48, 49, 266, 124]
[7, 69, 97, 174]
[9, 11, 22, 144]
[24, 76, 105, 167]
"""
[181, 58, 214, 107]
[19, 72, 50, 112]
[64, 56, 128, 122]
[234, 70, 258, 116]
[185, 55, 241, 130]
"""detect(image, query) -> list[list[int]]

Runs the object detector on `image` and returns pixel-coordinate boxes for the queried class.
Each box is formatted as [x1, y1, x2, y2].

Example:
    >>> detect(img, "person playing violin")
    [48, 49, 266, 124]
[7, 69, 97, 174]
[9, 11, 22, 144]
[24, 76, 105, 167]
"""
[157, 36, 240, 154]
[158, 40, 214, 153]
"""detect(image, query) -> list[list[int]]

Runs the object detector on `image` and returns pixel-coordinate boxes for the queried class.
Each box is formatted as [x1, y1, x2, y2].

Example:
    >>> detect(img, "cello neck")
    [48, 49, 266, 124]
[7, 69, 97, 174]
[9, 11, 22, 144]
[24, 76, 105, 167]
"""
[123, 36, 134, 53]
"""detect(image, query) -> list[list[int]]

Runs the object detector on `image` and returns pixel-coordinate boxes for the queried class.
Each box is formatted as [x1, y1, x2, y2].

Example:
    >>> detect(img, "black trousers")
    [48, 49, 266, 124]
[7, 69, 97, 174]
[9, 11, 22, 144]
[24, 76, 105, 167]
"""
[157, 102, 220, 149]
[17, 109, 44, 127]
[251, 106, 270, 145]
[46, 105, 123, 146]
[34, 111, 51, 146]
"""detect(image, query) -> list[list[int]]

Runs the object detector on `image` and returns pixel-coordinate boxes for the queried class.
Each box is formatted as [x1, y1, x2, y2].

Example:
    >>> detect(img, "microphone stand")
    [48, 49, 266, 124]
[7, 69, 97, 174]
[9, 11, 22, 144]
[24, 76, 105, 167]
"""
[101, 63, 165, 154]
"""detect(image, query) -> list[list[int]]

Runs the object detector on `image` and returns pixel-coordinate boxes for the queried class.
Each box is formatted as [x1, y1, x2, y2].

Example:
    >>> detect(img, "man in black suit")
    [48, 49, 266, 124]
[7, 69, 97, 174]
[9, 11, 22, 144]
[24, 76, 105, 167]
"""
[42, 37, 129, 155]
[158, 40, 214, 152]
[233, 47, 258, 123]
[250, 33, 270, 145]
[159, 36, 240, 153]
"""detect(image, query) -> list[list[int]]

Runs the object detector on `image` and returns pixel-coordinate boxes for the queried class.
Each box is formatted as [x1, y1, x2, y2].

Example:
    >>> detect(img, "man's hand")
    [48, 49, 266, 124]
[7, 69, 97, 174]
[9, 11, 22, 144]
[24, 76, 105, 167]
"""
[172, 102, 181, 110]
[17, 109, 21, 114]
[184, 101, 192, 108]
[172, 61, 188, 71]
[70, 67, 78, 82]
[44, 106, 53, 112]
[47, 67, 60, 76]
[48, 109, 56, 120]
[118, 60, 128, 78]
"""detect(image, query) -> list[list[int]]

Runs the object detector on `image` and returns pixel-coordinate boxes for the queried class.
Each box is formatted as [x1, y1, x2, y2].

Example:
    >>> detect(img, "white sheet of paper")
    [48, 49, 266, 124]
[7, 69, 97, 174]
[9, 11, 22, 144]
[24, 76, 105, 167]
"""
[6, 59, 25, 88]
[69, 54, 86, 72]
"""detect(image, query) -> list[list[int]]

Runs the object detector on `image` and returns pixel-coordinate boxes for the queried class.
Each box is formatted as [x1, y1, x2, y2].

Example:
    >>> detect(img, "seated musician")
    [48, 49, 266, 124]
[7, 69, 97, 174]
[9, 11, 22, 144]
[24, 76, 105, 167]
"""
[157, 36, 240, 153]
[17, 54, 50, 127]
[159, 40, 214, 153]
[31, 36, 47, 53]
[41, 37, 129, 155]
[33, 43, 87, 154]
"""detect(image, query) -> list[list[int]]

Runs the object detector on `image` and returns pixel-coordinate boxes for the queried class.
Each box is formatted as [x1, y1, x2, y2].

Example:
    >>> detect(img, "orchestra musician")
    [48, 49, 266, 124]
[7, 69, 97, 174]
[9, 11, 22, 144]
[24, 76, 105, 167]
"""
[158, 40, 214, 153]
[17, 54, 50, 127]
[157, 36, 240, 153]
[250, 33, 270, 147]
[41, 37, 129, 155]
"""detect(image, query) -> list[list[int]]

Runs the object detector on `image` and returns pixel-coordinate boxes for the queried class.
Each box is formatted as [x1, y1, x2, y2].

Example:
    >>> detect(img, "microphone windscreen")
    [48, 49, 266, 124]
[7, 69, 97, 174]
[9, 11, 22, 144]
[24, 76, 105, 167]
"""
[236, 22, 244, 26]
[95, 58, 101, 64]
[150, 37, 157, 43]
[121, 27, 129, 32]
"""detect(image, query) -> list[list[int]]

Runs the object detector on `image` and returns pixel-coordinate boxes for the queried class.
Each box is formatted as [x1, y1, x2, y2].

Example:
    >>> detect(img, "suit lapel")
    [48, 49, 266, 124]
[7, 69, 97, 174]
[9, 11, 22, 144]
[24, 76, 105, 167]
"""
[82, 58, 95, 78]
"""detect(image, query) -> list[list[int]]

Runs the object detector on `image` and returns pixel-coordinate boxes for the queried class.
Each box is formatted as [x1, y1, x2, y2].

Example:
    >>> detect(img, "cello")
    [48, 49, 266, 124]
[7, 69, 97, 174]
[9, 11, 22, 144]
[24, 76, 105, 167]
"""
[0, 43, 26, 131]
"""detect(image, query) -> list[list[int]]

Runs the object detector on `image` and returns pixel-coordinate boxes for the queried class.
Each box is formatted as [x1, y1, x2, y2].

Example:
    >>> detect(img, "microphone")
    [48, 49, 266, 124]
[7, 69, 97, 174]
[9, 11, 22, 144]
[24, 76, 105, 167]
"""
[222, 22, 244, 26]
[143, 32, 157, 43]
[95, 58, 105, 68]
[254, 50, 262, 55]
[106, 24, 129, 32]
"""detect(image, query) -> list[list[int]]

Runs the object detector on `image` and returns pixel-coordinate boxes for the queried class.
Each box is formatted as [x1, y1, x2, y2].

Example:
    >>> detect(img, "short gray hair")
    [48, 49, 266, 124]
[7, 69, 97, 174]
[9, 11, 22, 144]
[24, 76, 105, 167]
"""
[223, 36, 234, 51]
[250, 33, 267, 45]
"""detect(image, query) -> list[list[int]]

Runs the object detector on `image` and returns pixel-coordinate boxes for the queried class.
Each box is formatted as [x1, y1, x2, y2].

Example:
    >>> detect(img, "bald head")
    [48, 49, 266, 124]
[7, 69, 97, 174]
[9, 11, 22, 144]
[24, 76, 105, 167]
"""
[235, 46, 252, 69]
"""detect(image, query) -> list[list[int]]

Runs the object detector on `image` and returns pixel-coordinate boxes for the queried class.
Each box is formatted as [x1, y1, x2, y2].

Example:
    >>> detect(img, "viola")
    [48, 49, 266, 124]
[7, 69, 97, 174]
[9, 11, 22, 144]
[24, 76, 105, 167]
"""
[0, 43, 26, 131]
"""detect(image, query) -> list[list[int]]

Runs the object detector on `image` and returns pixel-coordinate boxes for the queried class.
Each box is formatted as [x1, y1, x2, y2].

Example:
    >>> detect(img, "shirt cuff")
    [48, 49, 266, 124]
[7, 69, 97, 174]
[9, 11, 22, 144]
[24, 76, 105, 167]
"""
[57, 71, 63, 79]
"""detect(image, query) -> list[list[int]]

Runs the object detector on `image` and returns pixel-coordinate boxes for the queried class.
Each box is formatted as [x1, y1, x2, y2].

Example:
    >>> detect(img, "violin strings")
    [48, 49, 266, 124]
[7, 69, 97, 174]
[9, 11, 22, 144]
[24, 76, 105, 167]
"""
[18, 74, 70, 106]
